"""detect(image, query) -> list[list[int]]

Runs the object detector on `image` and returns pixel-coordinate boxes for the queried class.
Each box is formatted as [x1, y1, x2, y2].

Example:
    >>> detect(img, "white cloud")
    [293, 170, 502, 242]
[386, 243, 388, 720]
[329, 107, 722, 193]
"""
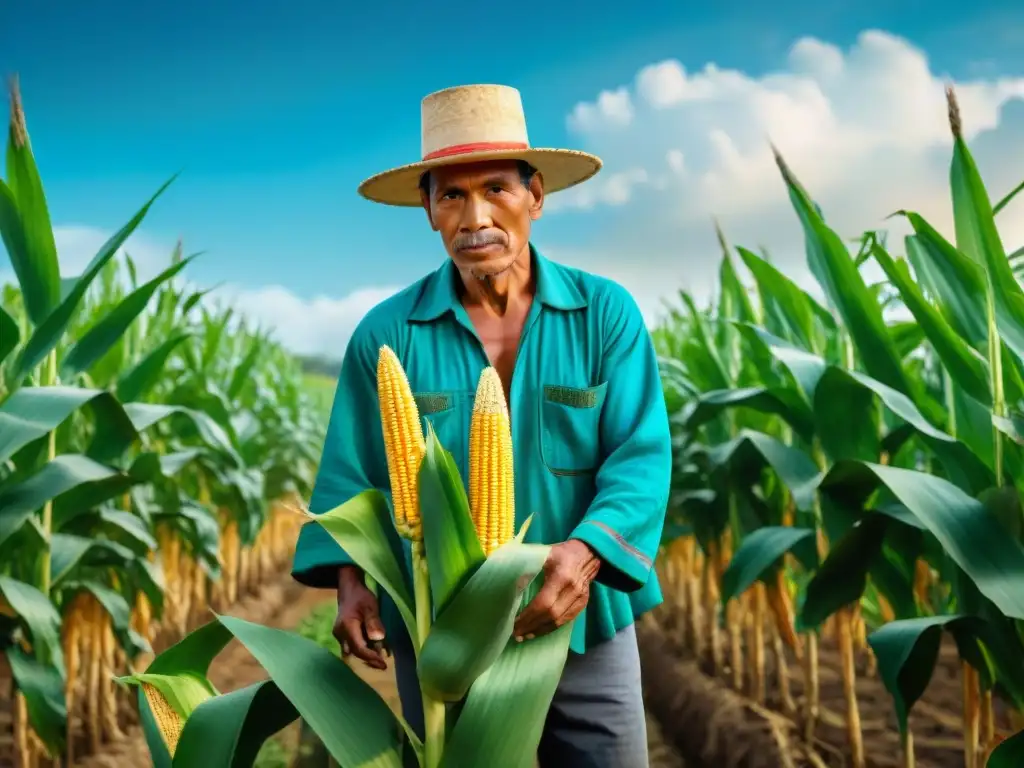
[0, 224, 401, 358]
[1, 225, 173, 289]
[566, 87, 634, 132]
[548, 29, 1024, 311]
[212, 282, 402, 357]
[54, 225, 173, 280]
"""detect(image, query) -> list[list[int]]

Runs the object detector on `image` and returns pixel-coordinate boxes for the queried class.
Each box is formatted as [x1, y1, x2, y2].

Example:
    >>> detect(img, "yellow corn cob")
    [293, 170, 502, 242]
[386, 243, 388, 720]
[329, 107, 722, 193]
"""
[142, 683, 185, 755]
[377, 346, 426, 540]
[468, 367, 515, 556]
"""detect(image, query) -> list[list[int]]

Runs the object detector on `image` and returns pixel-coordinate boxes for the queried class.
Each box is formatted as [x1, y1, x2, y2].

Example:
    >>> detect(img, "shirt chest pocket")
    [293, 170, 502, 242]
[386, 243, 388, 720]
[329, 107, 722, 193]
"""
[413, 390, 469, 480]
[539, 382, 609, 475]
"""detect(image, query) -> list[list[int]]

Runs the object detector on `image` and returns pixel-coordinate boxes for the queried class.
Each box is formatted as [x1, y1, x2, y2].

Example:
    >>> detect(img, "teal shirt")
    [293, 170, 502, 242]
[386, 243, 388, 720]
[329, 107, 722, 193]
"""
[291, 246, 672, 654]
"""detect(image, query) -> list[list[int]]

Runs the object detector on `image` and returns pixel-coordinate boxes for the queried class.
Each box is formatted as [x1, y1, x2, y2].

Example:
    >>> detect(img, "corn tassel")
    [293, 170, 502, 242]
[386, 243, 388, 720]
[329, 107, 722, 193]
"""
[376, 345, 425, 540]
[468, 367, 515, 556]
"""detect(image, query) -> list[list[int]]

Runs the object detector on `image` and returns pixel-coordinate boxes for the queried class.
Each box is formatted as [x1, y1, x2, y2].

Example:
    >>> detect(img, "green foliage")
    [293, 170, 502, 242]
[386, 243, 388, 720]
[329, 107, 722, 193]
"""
[655, 85, 1024, 758]
[0, 79, 323, 763]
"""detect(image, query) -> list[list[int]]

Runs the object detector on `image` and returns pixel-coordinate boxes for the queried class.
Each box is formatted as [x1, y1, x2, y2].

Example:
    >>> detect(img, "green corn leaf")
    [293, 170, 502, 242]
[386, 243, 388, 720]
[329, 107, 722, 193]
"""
[819, 462, 1024, 619]
[719, 526, 817, 604]
[418, 541, 550, 701]
[716, 228, 758, 327]
[798, 514, 892, 631]
[87, 401, 238, 466]
[715, 233, 755, 384]
[0, 302, 18, 364]
[51, 451, 196, 529]
[91, 508, 159, 551]
[867, 614, 988, 734]
[871, 243, 990, 404]
[902, 219, 988, 346]
[226, 337, 262, 400]
[0, 576, 64, 673]
[172, 680, 299, 767]
[5, 647, 66, 756]
[736, 245, 834, 352]
[907, 221, 1024, 406]
[679, 292, 730, 389]
[0, 454, 119, 547]
[181, 284, 221, 315]
[946, 92, 1024, 363]
[993, 178, 1024, 216]
[700, 429, 821, 512]
[888, 320, 926, 359]
[440, 623, 573, 768]
[774, 148, 911, 396]
[11, 175, 176, 381]
[814, 366, 991, 493]
[679, 386, 814, 442]
[0, 386, 130, 464]
[4, 88, 60, 326]
[115, 332, 192, 402]
[419, 423, 485, 615]
[0, 181, 46, 324]
[49, 534, 113, 586]
[306, 489, 417, 645]
[60, 254, 197, 378]
[990, 728, 1024, 767]
[734, 324, 827, 402]
[215, 615, 421, 767]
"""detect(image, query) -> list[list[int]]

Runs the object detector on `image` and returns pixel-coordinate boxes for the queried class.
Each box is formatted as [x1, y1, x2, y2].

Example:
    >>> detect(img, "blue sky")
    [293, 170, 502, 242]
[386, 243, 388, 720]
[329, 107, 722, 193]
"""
[3, 0, 1024, 354]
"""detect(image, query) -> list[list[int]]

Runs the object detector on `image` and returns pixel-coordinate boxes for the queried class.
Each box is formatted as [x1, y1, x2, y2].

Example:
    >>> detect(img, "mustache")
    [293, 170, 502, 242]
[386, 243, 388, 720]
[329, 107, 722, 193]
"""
[452, 230, 507, 251]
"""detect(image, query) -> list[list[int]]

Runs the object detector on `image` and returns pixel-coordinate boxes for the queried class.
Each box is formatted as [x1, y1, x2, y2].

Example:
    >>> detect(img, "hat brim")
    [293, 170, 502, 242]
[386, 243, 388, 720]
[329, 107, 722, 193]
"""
[357, 147, 603, 207]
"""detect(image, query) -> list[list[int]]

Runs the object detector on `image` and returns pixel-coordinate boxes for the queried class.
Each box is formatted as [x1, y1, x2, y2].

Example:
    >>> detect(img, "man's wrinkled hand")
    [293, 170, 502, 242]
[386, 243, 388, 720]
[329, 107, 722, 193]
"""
[513, 539, 600, 641]
[333, 566, 389, 670]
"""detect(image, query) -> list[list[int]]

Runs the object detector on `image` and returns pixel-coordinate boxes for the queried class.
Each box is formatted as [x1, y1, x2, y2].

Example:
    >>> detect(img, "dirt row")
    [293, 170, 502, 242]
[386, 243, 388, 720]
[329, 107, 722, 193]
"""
[647, 595, 1016, 768]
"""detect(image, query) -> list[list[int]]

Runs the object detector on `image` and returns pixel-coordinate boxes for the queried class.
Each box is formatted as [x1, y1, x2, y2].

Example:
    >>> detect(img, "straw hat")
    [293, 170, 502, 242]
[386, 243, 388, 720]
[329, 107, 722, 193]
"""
[358, 84, 603, 207]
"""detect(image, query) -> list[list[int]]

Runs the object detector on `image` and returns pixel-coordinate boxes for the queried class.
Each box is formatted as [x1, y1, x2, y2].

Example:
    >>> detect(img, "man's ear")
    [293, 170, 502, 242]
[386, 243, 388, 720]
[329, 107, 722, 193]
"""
[528, 172, 544, 221]
[420, 190, 438, 231]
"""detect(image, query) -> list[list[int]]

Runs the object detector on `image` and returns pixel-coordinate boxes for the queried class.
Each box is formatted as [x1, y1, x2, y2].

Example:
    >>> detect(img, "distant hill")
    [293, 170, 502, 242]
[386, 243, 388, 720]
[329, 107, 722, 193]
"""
[296, 354, 341, 379]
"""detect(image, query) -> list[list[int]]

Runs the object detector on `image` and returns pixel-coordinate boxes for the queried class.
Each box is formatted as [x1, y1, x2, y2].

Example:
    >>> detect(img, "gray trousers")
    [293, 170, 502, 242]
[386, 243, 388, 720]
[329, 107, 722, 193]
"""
[393, 623, 649, 767]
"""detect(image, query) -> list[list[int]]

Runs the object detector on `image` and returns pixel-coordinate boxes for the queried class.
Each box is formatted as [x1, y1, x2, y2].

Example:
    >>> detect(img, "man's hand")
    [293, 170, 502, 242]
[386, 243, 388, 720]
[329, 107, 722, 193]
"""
[333, 565, 389, 670]
[513, 540, 600, 641]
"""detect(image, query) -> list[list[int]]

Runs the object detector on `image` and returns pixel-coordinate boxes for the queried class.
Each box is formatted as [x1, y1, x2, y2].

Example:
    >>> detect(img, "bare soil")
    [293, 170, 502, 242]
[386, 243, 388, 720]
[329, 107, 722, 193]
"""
[651, 599, 1014, 768]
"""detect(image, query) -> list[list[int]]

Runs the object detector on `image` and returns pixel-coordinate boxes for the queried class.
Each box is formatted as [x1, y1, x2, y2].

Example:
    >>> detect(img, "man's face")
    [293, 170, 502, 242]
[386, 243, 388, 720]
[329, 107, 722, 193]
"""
[420, 160, 544, 278]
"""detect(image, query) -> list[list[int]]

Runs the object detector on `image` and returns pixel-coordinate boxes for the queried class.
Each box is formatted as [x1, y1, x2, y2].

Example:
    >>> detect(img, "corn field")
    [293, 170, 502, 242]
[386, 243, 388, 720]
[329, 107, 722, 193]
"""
[0, 79, 323, 766]
[645, 87, 1024, 767]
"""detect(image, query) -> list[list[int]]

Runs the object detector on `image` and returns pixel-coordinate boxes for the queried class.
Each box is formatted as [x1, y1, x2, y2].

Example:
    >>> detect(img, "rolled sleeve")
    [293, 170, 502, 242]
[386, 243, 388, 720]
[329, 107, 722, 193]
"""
[569, 285, 672, 593]
[291, 324, 390, 589]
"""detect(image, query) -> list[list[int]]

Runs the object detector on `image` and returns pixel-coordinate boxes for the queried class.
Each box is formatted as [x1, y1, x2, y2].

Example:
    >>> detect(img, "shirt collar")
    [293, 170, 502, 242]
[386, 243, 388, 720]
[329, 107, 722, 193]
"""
[408, 244, 587, 323]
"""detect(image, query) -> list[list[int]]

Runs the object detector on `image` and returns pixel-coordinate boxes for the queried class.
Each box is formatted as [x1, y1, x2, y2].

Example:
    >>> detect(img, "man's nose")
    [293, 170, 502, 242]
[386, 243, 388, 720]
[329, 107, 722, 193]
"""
[459, 195, 493, 231]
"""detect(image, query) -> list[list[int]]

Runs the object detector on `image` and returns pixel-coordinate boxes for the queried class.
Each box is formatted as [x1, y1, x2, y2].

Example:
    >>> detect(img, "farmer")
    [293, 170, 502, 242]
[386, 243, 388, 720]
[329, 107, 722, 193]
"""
[291, 84, 671, 767]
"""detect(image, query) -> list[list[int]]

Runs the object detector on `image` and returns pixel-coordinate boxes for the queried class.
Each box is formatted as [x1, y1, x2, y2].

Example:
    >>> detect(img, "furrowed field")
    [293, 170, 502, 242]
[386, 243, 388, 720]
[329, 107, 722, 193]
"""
[3, 77, 1024, 767]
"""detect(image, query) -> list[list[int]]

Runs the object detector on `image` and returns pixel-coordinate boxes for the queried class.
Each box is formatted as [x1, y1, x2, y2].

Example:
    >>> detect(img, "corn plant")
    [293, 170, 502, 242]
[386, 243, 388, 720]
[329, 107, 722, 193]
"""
[118, 352, 576, 768]
[0, 78, 321, 767]
[653, 86, 1024, 768]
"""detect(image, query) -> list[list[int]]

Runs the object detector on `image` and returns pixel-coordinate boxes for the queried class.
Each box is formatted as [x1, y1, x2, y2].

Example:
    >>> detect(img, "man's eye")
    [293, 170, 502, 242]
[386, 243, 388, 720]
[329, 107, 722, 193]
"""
[489, 185, 504, 194]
